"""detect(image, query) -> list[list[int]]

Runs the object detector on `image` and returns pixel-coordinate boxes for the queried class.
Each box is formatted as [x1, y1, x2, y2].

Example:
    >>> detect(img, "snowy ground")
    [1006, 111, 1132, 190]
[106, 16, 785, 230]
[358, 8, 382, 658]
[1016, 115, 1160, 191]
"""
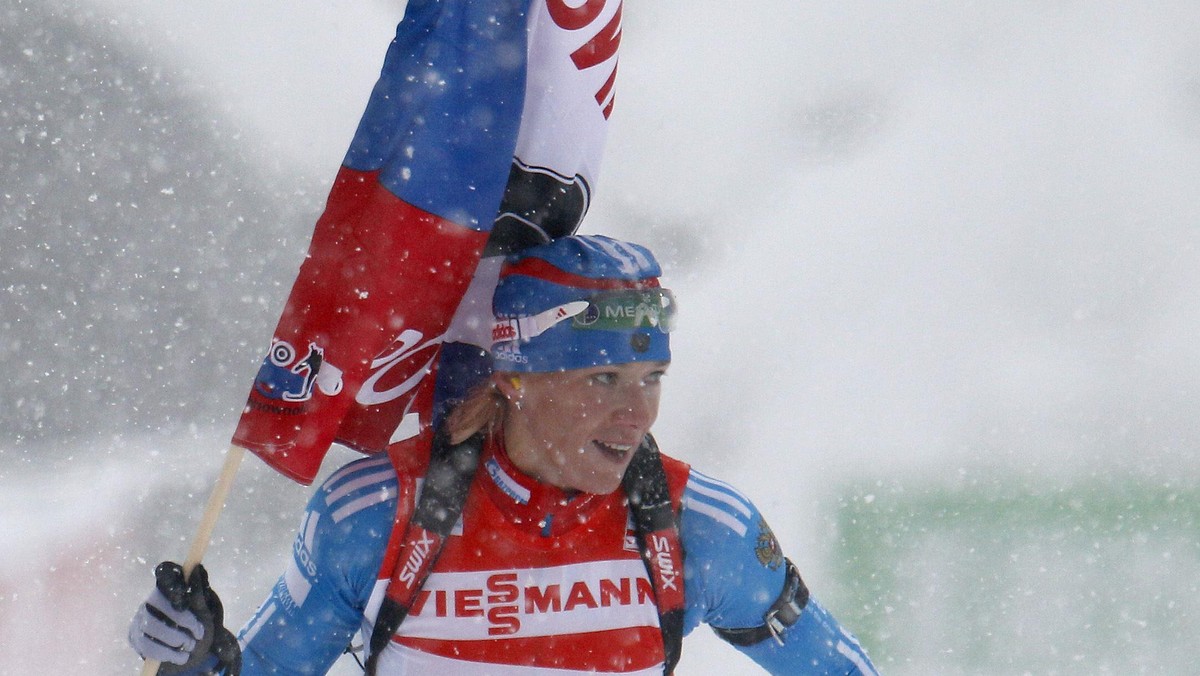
[7, 0, 1200, 674]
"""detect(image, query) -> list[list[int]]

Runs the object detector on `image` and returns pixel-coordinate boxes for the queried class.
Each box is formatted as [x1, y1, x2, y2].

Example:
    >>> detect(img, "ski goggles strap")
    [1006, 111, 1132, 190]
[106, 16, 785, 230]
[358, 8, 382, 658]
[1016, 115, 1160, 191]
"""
[490, 301, 590, 346]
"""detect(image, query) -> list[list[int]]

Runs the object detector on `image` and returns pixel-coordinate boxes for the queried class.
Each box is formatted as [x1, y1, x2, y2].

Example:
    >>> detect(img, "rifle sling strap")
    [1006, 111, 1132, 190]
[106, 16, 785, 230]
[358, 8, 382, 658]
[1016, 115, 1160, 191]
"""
[363, 429, 483, 676]
[621, 435, 686, 676]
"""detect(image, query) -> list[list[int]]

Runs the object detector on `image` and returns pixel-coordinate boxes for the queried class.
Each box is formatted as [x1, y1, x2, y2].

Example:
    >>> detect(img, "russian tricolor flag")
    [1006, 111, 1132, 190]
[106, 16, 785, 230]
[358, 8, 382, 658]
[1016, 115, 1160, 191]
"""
[232, 0, 623, 484]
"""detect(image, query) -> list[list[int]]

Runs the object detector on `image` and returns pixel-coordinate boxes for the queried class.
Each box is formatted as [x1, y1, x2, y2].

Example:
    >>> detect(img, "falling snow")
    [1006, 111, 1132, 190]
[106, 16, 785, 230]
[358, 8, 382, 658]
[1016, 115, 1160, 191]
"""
[4, 1, 1200, 674]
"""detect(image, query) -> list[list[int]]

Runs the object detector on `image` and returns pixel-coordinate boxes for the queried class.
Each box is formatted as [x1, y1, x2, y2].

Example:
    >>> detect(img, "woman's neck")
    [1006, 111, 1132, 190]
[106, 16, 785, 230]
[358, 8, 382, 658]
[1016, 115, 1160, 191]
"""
[499, 414, 567, 489]
[481, 435, 602, 537]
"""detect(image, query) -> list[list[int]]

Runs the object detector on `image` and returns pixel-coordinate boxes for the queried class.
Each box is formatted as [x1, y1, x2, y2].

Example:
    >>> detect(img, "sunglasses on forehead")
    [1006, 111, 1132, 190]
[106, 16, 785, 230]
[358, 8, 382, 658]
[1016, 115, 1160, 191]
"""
[570, 289, 676, 332]
[491, 288, 677, 346]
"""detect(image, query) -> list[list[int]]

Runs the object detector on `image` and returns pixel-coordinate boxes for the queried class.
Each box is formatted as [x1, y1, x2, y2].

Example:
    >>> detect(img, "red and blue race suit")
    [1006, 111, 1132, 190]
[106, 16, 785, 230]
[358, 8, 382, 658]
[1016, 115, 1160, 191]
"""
[230, 437, 879, 674]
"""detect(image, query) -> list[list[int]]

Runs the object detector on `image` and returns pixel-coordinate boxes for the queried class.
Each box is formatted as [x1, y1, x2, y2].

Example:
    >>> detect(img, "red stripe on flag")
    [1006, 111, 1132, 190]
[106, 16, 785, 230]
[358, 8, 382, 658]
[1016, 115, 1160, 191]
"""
[232, 167, 487, 484]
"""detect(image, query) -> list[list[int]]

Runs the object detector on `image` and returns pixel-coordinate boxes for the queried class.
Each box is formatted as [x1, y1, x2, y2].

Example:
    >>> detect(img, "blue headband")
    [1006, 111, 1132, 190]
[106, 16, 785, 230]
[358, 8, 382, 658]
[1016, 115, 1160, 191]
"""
[490, 235, 674, 372]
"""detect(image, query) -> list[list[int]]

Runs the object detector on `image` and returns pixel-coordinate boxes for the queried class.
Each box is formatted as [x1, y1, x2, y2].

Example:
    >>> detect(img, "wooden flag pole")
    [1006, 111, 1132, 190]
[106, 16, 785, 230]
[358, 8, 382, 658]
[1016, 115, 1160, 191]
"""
[140, 444, 246, 676]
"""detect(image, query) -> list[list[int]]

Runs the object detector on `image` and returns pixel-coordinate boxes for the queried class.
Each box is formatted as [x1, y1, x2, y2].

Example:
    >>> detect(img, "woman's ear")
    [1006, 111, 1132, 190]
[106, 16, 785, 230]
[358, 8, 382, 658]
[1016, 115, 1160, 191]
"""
[494, 373, 522, 399]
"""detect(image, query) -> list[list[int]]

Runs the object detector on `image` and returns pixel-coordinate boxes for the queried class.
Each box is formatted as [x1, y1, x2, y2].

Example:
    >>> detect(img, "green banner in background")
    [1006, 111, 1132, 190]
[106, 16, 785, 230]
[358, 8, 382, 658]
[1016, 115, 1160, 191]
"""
[833, 475, 1200, 675]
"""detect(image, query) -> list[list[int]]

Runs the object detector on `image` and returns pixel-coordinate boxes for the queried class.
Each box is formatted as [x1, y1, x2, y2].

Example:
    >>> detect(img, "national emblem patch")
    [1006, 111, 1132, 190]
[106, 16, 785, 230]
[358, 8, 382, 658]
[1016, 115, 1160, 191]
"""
[754, 518, 784, 570]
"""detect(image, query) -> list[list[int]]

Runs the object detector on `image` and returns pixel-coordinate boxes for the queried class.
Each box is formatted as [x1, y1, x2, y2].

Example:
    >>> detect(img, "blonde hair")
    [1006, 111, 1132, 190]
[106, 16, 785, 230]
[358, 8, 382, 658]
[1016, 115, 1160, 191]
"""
[445, 378, 507, 444]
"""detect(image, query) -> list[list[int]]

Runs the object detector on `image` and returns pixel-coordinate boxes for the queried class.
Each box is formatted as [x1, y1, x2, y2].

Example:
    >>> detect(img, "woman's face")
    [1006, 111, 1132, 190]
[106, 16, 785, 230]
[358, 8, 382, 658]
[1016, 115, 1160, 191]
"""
[497, 361, 668, 495]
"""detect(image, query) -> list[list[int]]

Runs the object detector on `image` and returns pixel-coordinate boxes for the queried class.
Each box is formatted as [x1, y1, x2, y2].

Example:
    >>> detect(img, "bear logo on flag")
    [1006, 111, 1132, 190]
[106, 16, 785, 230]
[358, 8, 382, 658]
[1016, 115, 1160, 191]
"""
[252, 340, 344, 402]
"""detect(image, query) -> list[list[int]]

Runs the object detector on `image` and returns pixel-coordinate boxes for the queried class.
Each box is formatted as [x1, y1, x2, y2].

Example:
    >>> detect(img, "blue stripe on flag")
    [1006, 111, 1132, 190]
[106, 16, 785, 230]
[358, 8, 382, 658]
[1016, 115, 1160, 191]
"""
[343, 0, 533, 230]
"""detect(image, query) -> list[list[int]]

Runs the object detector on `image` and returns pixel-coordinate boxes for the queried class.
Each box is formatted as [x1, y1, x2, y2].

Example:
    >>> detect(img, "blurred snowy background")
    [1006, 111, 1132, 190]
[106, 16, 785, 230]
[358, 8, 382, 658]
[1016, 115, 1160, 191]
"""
[4, 0, 1200, 674]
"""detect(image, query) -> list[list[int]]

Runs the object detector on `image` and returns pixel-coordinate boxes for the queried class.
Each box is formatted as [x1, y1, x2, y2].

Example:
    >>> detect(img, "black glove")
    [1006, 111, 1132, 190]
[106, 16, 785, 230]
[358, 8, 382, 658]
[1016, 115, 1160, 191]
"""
[128, 561, 242, 675]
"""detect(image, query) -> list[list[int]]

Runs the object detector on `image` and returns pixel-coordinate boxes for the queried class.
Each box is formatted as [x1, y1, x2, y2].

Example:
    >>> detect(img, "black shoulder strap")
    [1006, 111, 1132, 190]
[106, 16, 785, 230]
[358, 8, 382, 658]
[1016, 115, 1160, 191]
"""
[363, 429, 483, 676]
[622, 435, 686, 676]
[625, 438, 812, 662]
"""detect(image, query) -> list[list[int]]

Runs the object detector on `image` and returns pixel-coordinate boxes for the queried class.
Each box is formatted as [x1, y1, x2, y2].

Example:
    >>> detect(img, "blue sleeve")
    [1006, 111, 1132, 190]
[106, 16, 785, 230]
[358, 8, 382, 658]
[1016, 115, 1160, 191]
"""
[680, 469, 879, 675]
[235, 456, 399, 675]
